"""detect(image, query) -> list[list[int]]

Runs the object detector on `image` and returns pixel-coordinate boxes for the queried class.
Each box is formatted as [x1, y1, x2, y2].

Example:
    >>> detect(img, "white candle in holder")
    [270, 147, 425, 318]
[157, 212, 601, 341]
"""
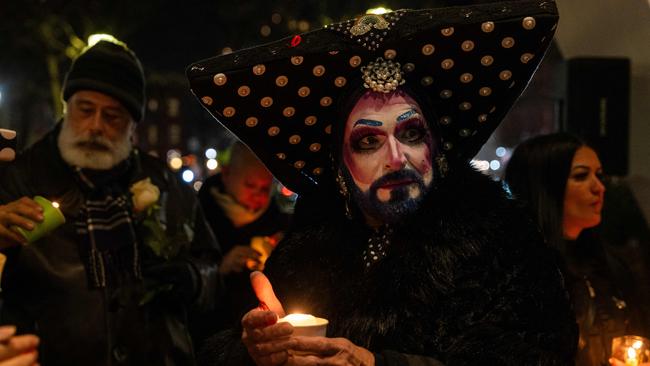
[278, 313, 328, 337]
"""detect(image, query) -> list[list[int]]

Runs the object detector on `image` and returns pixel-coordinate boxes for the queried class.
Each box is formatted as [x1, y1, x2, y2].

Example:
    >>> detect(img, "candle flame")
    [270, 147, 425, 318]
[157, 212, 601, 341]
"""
[627, 347, 638, 360]
[52, 202, 60, 208]
[283, 313, 315, 323]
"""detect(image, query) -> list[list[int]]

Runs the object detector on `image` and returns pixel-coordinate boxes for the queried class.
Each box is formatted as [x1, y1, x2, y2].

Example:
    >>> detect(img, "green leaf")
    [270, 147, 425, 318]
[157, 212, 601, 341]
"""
[139, 283, 174, 306]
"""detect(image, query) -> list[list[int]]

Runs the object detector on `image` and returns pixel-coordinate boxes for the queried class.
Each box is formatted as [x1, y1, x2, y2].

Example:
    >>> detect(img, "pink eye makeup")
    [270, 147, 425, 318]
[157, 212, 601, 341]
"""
[349, 127, 386, 152]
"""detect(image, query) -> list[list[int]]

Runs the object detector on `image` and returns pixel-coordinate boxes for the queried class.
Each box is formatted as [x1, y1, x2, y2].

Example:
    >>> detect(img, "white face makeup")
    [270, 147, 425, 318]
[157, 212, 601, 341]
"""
[341, 90, 435, 225]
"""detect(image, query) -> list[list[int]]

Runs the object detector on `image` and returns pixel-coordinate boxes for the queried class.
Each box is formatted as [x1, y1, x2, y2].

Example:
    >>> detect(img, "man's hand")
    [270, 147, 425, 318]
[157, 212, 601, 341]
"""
[242, 309, 295, 366]
[0, 326, 39, 366]
[219, 245, 261, 275]
[0, 198, 43, 250]
[242, 271, 293, 366]
[288, 336, 375, 366]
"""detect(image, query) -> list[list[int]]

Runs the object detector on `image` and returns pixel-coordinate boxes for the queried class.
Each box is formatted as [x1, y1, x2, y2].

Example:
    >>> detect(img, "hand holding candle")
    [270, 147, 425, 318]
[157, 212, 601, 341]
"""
[0, 197, 46, 248]
[242, 271, 373, 365]
[13, 196, 65, 243]
[611, 336, 650, 366]
[241, 271, 292, 366]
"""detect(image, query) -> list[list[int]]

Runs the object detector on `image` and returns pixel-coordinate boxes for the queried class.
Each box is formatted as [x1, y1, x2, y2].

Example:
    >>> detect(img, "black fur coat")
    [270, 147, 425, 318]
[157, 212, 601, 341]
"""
[201, 164, 577, 365]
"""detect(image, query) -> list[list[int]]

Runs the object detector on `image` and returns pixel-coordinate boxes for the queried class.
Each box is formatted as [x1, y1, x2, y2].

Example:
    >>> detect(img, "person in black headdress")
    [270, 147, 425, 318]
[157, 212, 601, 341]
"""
[188, 1, 577, 365]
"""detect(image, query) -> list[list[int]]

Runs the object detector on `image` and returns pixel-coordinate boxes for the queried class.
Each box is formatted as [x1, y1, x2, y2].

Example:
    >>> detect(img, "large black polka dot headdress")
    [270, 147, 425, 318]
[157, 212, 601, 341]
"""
[188, 0, 559, 195]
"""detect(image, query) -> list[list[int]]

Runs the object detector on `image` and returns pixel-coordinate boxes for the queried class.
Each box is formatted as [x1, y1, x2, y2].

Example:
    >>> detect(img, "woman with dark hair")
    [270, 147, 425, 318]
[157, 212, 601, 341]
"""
[505, 133, 650, 366]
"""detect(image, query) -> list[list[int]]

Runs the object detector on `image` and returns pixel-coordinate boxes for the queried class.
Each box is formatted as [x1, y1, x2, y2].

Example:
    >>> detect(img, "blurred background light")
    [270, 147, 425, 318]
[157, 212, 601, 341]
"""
[169, 157, 183, 170]
[260, 25, 271, 37]
[193, 181, 203, 192]
[206, 158, 218, 170]
[182, 169, 195, 183]
[205, 148, 217, 159]
[490, 160, 501, 171]
[366, 7, 393, 15]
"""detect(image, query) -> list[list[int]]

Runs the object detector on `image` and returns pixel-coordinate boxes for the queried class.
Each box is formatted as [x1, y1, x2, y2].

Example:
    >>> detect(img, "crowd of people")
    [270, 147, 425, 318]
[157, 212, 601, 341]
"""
[0, 1, 648, 365]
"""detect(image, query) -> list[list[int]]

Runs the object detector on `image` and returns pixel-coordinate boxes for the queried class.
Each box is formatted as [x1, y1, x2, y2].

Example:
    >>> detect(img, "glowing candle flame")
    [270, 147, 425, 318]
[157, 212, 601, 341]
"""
[628, 347, 637, 359]
[52, 202, 60, 208]
[280, 313, 317, 326]
[627, 347, 639, 366]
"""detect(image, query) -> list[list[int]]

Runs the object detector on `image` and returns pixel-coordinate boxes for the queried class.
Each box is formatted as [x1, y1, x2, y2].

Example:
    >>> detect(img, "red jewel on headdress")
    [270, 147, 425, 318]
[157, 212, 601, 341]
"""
[290, 35, 302, 47]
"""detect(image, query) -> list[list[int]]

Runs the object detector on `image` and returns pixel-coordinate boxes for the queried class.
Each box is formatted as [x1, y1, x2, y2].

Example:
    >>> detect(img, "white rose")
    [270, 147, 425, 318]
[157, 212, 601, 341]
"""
[130, 178, 160, 212]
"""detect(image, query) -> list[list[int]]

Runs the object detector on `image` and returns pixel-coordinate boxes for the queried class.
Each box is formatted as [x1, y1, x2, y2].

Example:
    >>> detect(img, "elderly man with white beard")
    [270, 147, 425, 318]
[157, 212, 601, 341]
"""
[0, 38, 221, 366]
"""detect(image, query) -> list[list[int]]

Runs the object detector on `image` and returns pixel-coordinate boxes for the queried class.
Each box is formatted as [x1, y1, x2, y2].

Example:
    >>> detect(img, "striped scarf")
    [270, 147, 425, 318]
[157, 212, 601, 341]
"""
[75, 165, 142, 288]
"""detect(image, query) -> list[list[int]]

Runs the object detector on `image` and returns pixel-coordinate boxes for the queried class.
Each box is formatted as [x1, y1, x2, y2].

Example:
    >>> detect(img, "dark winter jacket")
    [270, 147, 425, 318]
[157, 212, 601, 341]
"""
[200, 163, 578, 366]
[563, 232, 650, 366]
[0, 125, 221, 366]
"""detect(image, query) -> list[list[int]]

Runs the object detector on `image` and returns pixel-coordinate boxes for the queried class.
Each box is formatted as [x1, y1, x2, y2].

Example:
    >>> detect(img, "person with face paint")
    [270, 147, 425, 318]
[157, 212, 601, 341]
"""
[505, 133, 650, 366]
[189, 2, 577, 365]
[341, 92, 435, 227]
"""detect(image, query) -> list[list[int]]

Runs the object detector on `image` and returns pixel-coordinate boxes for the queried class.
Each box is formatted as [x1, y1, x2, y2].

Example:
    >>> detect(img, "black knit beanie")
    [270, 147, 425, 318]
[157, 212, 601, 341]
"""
[62, 40, 145, 122]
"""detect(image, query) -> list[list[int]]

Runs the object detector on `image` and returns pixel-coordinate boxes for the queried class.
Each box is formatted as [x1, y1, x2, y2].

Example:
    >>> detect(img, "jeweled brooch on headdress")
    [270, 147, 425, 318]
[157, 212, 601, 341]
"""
[361, 57, 406, 93]
[349, 14, 390, 36]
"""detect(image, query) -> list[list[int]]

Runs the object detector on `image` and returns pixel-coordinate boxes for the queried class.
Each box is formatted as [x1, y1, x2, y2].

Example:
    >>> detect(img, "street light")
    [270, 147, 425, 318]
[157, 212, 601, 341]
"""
[366, 7, 393, 15]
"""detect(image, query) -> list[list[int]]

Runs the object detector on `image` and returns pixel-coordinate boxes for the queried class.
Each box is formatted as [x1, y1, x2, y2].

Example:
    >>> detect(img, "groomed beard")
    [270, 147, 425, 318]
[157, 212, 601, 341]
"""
[345, 168, 432, 225]
[58, 118, 132, 170]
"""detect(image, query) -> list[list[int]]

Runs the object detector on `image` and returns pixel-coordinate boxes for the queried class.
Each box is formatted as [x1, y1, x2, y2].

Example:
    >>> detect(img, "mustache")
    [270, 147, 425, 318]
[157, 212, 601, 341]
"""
[73, 135, 113, 151]
[369, 169, 424, 192]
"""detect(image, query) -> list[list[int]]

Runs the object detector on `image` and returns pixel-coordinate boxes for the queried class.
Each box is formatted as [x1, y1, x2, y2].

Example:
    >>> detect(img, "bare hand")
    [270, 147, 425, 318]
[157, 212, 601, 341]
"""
[288, 336, 374, 366]
[242, 271, 292, 366]
[219, 245, 261, 275]
[0, 326, 39, 366]
[242, 310, 295, 366]
[0, 197, 43, 249]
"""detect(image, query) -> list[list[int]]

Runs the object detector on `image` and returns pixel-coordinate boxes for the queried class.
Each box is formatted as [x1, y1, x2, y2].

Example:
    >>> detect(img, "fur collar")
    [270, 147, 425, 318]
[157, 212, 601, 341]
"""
[264, 163, 574, 363]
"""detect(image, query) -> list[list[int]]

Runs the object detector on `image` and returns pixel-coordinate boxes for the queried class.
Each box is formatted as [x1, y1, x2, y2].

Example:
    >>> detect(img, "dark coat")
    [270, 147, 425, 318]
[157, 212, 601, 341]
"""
[563, 232, 650, 366]
[201, 163, 578, 365]
[0, 126, 221, 366]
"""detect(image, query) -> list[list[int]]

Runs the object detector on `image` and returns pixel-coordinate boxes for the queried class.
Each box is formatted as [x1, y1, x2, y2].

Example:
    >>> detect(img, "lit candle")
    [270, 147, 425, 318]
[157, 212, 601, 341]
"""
[278, 313, 328, 337]
[626, 347, 638, 366]
[613, 336, 649, 366]
[15, 196, 66, 243]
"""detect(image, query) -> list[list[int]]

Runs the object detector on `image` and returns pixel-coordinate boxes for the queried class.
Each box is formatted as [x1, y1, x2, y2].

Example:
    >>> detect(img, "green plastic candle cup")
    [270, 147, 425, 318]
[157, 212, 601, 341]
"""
[15, 196, 66, 243]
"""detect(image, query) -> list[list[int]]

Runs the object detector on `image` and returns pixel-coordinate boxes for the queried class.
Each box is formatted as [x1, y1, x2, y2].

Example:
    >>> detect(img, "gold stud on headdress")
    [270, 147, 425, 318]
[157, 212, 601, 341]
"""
[361, 57, 405, 93]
